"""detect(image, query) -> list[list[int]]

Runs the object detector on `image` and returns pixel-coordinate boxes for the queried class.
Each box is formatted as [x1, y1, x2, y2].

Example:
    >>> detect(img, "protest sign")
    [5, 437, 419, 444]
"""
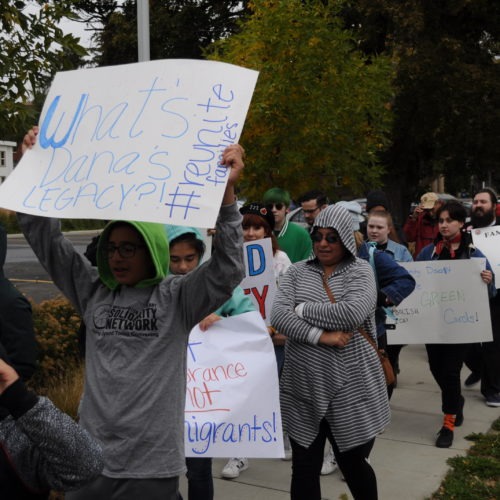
[0, 59, 258, 228]
[240, 239, 277, 326]
[184, 311, 283, 458]
[388, 259, 493, 344]
[471, 225, 500, 289]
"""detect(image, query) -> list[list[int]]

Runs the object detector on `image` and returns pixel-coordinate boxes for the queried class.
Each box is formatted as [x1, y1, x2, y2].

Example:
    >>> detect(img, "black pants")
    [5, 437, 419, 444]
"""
[185, 457, 213, 500]
[465, 307, 500, 398]
[66, 475, 181, 500]
[425, 343, 468, 414]
[289, 419, 377, 500]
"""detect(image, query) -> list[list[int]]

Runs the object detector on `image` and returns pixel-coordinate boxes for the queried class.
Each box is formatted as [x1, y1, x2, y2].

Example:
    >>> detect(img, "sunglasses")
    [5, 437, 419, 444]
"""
[311, 232, 340, 244]
[104, 243, 145, 259]
[267, 203, 284, 211]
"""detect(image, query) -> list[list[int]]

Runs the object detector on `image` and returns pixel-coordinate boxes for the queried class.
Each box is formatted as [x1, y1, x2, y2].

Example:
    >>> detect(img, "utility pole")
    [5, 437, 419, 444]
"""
[137, 0, 150, 62]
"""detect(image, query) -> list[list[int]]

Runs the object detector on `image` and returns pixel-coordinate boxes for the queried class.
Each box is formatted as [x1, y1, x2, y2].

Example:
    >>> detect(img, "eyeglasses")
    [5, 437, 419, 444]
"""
[302, 206, 320, 215]
[104, 243, 145, 259]
[267, 203, 284, 211]
[311, 232, 340, 244]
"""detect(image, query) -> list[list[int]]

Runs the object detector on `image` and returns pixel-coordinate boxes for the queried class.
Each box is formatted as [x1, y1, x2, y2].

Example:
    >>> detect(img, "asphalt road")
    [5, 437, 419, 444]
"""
[4, 231, 101, 303]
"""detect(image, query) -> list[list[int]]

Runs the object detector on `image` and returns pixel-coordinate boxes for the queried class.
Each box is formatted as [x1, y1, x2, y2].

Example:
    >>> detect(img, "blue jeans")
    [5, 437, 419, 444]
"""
[185, 457, 213, 500]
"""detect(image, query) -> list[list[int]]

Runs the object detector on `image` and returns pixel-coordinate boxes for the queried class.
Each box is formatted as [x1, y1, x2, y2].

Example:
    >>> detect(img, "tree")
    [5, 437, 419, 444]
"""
[76, 0, 250, 67]
[0, 0, 87, 141]
[340, 1, 500, 204]
[206, 0, 394, 201]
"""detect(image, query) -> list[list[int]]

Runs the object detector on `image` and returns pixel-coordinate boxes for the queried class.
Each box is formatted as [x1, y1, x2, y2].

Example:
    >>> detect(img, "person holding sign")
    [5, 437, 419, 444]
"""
[271, 204, 390, 500]
[166, 224, 255, 500]
[464, 188, 500, 407]
[221, 202, 293, 479]
[18, 127, 246, 500]
[416, 200, 496, 448]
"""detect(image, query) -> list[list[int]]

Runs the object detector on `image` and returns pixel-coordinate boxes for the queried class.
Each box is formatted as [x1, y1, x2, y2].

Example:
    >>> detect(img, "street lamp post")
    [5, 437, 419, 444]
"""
[137, 0, 150, 62]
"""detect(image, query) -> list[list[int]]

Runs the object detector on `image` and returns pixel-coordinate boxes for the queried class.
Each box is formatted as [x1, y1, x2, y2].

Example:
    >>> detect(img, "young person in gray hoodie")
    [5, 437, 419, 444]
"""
[19, 127, 246, 500]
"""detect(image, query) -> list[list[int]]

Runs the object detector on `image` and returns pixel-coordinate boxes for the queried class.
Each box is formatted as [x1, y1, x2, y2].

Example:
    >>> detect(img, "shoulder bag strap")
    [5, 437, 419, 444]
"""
[321, 272, 379, 352]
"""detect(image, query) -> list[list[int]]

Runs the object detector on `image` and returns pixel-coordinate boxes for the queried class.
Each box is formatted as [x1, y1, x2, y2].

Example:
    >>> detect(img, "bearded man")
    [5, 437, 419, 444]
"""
[465, 188, 500, 407]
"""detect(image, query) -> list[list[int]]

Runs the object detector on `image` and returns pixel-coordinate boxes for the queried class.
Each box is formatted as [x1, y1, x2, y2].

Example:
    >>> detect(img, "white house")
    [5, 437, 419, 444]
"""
[0, 141, 17, 184]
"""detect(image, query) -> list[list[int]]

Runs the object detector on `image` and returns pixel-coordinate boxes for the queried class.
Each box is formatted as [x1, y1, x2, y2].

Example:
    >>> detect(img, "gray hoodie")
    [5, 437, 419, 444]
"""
[17, 203, 244, 479]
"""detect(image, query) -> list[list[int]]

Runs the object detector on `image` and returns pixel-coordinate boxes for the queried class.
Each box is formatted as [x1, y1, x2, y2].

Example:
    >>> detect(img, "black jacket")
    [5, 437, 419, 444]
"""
[0, 224, 37, 381]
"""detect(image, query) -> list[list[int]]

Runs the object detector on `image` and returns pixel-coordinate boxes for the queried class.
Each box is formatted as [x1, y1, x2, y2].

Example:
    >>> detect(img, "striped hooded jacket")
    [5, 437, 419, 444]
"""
[271, 204, 391, 452]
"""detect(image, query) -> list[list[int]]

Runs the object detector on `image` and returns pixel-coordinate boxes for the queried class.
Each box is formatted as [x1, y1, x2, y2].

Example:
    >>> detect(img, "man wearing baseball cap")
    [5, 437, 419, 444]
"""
[403, 192, 443, 257]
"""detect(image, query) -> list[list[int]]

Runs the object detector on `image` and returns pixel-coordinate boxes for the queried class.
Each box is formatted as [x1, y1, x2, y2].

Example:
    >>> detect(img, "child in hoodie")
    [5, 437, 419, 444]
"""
[167, 225, 255, 500]
[19, 127, 246, 500]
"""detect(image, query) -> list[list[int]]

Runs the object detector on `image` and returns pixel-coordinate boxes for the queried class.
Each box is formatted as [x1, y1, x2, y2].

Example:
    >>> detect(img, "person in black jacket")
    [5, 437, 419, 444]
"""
[0, 345, 103, 499]
[464, 188, 500, 407]
[0, 223, 37, 381]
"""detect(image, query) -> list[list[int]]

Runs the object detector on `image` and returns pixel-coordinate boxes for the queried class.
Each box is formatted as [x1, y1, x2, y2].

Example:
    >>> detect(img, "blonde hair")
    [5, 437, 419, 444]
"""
[367, 210, 393, 228]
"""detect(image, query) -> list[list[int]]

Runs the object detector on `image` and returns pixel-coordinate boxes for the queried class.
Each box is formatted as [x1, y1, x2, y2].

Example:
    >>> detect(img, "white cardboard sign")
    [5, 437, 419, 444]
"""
[184, 311, 283, 458]
[389, 259, 493, 344]
[471, 225, 500, 289]
[240, 239, 277, 326]
[0, 59, 258, 228]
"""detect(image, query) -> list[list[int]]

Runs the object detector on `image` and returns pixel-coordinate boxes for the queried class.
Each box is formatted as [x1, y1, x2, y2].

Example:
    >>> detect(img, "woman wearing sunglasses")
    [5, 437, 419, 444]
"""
[271, 204, 390, 500]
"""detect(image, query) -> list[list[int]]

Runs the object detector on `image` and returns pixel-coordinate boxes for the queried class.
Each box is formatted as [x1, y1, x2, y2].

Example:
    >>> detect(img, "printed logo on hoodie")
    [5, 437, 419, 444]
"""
[92, 304, 159, 338]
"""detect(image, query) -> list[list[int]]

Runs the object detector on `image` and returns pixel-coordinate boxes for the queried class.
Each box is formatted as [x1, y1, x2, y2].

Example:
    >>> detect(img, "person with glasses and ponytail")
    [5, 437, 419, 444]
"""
[18, 127, 247, 500]
[271, 204, 390, 500]
[262, 188, 312, 263]
[416, 200, 496, 448]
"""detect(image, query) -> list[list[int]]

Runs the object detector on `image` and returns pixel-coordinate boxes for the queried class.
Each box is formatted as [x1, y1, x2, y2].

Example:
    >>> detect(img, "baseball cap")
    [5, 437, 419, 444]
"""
[420, 192, 439, 209]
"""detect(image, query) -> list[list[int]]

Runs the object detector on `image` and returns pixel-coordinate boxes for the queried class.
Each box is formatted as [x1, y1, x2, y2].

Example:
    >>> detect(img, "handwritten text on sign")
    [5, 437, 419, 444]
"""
[471, 225, 500, 289]
[389, 259, 492, 344]
[240, 239, 277, 326]
[0, 59, 258, 228]
[184, 311, 283, 458]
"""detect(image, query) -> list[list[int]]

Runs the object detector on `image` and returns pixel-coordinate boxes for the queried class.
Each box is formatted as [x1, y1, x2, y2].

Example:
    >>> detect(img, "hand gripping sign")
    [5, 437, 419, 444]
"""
[389, 259, 493, 344]
[184, 311, 283, 458]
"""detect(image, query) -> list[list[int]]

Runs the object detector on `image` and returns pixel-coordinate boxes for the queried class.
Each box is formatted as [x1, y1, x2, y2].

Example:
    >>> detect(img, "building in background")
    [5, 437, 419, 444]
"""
[0, 141, 16, 184]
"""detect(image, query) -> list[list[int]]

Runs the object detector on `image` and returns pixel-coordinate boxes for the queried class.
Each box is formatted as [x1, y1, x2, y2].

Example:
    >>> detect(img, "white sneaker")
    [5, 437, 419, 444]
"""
[221, 458, 249, 479]
[282, 433, 292, 461]
[320, 447, 338, 475]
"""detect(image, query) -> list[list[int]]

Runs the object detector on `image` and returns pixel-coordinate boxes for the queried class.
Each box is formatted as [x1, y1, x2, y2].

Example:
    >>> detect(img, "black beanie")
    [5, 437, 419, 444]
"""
[239, 202, 275, 230]
[366, 190, 389, 212]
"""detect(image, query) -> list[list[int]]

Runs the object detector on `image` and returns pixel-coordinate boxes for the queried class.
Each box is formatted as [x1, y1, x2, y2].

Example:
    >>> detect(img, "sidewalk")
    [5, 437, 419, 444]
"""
[179, 344, 500, 500]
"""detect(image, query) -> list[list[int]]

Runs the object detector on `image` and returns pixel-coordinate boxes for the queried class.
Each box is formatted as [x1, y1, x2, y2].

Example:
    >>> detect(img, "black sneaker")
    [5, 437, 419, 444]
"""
[436, 427, 454, 448]
[485, 393, 500, 407]
[464, 372, 481, 387]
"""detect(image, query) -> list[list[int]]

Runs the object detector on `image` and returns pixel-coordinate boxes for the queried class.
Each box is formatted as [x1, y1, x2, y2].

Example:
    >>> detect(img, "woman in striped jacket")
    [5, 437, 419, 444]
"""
[271, 204, 390, 500]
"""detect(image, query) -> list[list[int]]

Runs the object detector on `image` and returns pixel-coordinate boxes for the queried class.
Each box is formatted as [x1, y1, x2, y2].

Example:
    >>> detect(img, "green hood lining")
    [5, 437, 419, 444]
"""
[97, 220, 170, 290]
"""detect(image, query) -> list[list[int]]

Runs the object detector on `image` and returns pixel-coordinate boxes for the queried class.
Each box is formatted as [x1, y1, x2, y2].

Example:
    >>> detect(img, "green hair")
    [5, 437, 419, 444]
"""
[262, 187, 291, 207]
